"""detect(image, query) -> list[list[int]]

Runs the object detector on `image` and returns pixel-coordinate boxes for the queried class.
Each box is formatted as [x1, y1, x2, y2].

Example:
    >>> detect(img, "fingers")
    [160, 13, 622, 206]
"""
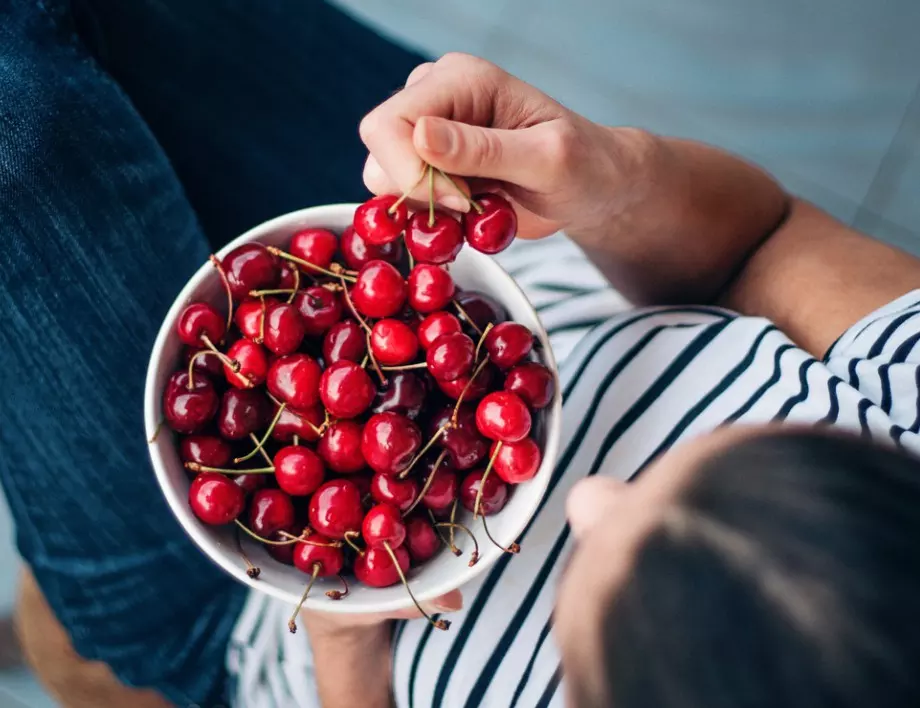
[389, 589, 464, 621]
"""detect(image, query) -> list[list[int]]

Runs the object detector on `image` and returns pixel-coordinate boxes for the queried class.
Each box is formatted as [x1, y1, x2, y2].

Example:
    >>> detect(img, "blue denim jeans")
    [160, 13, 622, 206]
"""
[0, 1, 422, 704]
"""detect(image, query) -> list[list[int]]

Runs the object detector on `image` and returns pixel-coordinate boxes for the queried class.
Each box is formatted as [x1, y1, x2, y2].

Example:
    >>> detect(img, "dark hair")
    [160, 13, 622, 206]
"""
[592, 431, 920, 708]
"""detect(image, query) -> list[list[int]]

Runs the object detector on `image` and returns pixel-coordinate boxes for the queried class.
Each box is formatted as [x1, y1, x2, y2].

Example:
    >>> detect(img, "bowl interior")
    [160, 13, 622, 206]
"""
[145, 203, 561, 613]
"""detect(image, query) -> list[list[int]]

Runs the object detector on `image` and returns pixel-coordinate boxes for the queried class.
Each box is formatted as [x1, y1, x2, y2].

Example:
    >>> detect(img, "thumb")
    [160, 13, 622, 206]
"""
[414, 116, 547, 188]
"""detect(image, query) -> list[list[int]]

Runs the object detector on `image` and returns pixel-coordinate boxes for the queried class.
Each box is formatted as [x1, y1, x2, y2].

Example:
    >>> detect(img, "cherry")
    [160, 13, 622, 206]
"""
[417, 311, 463, 350]
[396, 306, 423, 333]
[353, 195, 409, 246]
[476, 391, 532, 443]
[163, 372, 218, 434]
[361, 412, 422, 476]
[354, 544, 410, 588]
[217, 388, 269, 440]
[293, 536, 344, 577]
[224, 339, 269, 389]
[249, 489, 296, 538]
[308, 479, 364, 540]
[351, 474, 373, 499]
[290, 228, 338, 270]
[180, 435, 232, 468]
[455, 291, 508, 331]
[505, 362, 555, 409]
[278, 261, 299, 290]
[322, 319, 366, 364]
[362, 504, 407, 548]
[370, 319, 419, 366]
[319, 361, 375, 419]
[421, 463, 458, 514]
[463, 193, 517, 254]
[317, 420, 366, 474]
[460, 469, 509, 516]
[189, 472, 245, 525]
[353, 261, 407, 318]
[177, 303, 226, 347]
[267, 354, 322, 411]
[491, 438, 541, 484]
[427, 332, 475, 381]
[184, 347, 224, 378]
[234, 473, 268, 495]
[273, 445, 325, 496]
[431, 405, 488, 470]
[371, 371, 427, 420]
[293, 286, 343, 336]
[271, 404, 324, 443]
[267, 539, 297, 566]
[405, 517, 440, 564]
[405, 211, 463, 264]
[234, 298, 274, 342]
[370, 471, 419, 512]
[408, 264, 456, 313]
[484, 322, 533, 369]
[222, 243, 279, 300]
[261, 301, 306, 355]
[437, 364, 495, 401]
[340, 225, 403, 270]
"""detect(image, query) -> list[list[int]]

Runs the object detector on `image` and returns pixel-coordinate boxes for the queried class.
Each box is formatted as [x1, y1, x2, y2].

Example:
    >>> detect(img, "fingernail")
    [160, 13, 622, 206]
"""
[432, 600, 463, 613]
[440, 195, 470, 213]
[363, 155, 385, 184]
[419, 118, 454, 155]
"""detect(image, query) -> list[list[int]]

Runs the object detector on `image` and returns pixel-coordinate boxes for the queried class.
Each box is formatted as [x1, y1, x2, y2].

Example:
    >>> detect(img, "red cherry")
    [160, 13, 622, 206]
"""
[405, 517, 440, 564]
[407, 265, 456, 313]
[405, 211, 463, 264]
[484, 322, 533, 369]
[317, 420, 366, 474]
[476, 391, 532, 443]
[308, 479, 364, 540]
[354, 544, 410, 588]
[505, 362, 555, 409]
[418, 312, 463, 350]
[371, 371, 427, 420]
[353, 261, 407, 318]
[222, 243, 279, 300]
[271, 404, 324, 443]
[234, 473, 268, 495]
[234, 298, 273, 342]
[217, 388, 269, 440]
[322, 319, 367, 365]
[273, 446, 325, 496]
[491, 439, 541, 484]
[436, 364, 495, 401]
[163, 372, 219, 434]
[421, 463, 458, 514]
[290, 228, 338, 270]
[184, 346, 224, 378]
[267, 354, 322, 410]
[361, 412, 422, 476]
[319, 361, 375, 419]
[293, 536, 345, 576]
[354, 195, 409, 246]
[370, 471, 419, 512]
[362, 504, 407, 548]
[454, 291, 508, 331]
[224, 339, 269, 389]
[177, 303, 226, 347]
[370, 319, 419, 366]
[340, 225, 403, 270]
[463, 194, 517, 254]
[189, 472, 245, 525]
[460, 469, 509, 515]
[180, 435, 232, 468]
[427, 332, 475, 381]
[293, 286, 343, 337]
[263, 301, 306, 355]
[431, 405, 488, 470]
[278, 261, 299, 290]
[249, 489, 296, 538]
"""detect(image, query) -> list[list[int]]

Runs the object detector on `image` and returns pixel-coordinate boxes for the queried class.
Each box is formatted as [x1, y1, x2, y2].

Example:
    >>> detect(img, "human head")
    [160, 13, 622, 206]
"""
[557, 427, 920, 707]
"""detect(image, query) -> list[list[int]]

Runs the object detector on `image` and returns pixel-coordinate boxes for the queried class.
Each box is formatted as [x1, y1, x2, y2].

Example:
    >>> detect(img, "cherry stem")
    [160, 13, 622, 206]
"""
[268, 247, 357, 283]
[326, 574, 350, 600]
[383, 541, 450, 631]
[343, 530, 364, 556]
[366, 334, 387, 387]
[288, 267, 301, 304]
[430, 510, 462, 556]
[339, 274, 386, 385]
[436, 168, 483, 214]
[249, 288, 295, 297]
[388, 166, 429, 214]
[235, 520, 308, 546]
[427, 164, 436, 228]
[360, 354, 370, 369]
[474, 322, 494, 362]
[288, 563, 321, 633]
[399, 425, 449, 479]
[407, 247, 415, 271]
[200, 334, 240, 372]
[435, 522, 480, 567]
[235, 403, 286, 463]
[298, 538, 344, 549]
[380, 363, 428, 372]
[267, 394, 326, 437]
[209, 254, 234, 337]
[481, 514, 520, 555]
[147, 418, 165, 444]
[185, 462, 275, 475]
[235, 527, 262, 579]
[451, 357, 491, 424]
[452, 300, 484, 337]
[258, 295, 267, 343]
[292, 434, 300, 447]
[473, 442, 502, 520]
[249, 433, 274, 466]
[403, 449, 449, 516]
[186, 349, 222, 389]
[448, 498, 459, 550]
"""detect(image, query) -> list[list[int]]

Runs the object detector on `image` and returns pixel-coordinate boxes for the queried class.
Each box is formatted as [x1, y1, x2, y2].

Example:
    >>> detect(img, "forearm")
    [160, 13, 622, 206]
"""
[305, 620, 393, 708]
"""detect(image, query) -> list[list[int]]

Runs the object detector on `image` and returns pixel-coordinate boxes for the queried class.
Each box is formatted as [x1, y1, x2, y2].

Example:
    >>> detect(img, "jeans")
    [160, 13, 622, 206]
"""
[0, 1, 422, 704]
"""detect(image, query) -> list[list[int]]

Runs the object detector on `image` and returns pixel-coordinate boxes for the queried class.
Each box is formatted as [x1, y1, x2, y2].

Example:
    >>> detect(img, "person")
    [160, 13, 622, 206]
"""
[3, 9, 920, 708]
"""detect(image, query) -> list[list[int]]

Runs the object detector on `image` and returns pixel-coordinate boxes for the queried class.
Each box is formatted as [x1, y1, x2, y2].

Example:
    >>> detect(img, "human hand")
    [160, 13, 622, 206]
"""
[359, 53, 649, 241]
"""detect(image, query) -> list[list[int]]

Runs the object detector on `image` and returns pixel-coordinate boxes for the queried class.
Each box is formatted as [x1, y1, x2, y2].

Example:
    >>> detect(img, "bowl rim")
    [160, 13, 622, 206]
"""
[144, 203, 562, 613]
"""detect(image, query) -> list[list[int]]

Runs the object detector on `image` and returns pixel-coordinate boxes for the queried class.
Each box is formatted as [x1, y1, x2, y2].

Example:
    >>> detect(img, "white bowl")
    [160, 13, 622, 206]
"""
[144, 203, 561, 614]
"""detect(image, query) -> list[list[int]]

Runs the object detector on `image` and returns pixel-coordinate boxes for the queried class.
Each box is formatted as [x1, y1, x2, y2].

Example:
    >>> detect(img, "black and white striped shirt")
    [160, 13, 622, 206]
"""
[226, 235, 920, 708]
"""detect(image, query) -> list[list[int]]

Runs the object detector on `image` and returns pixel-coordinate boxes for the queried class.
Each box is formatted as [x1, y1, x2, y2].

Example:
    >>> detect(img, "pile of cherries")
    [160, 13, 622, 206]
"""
[159, 181, 554, 632]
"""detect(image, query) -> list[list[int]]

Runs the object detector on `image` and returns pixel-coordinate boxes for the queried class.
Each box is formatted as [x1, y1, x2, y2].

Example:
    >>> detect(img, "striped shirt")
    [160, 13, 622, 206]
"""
[226, 235, 920, 708]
